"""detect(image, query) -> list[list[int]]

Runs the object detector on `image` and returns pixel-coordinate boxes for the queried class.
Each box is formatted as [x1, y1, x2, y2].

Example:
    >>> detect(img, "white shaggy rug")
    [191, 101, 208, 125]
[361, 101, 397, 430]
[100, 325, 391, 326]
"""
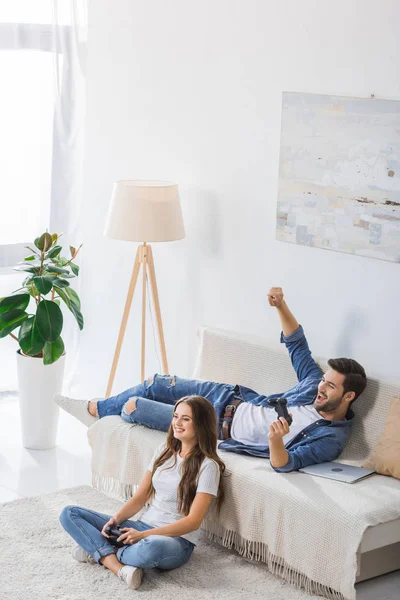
[0, 485, 325, 600]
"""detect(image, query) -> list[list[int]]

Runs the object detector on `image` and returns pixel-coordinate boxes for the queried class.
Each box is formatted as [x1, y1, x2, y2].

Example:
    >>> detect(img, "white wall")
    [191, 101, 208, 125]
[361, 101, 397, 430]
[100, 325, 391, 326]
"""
[78, 0, 400, 397]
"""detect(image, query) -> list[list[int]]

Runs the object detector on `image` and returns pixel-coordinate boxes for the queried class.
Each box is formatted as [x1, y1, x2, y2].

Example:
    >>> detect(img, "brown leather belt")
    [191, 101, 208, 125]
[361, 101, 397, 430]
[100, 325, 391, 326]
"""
[221, 398, 243, 440]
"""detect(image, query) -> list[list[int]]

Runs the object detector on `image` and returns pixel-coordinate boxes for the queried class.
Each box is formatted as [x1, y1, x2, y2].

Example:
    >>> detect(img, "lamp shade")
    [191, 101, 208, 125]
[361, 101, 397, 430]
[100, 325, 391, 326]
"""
[104, 180, 185, 242]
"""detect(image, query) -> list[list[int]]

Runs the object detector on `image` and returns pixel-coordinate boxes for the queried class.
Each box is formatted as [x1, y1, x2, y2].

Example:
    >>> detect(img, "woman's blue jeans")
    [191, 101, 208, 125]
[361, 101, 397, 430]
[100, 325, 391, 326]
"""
[97, 374, 240, 435]
[60, 505, 194, 569]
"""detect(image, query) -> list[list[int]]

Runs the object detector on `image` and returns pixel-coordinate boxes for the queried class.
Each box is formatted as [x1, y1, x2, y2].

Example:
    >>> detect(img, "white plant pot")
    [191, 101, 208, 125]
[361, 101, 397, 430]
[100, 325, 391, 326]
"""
[16, 351, 66, 450]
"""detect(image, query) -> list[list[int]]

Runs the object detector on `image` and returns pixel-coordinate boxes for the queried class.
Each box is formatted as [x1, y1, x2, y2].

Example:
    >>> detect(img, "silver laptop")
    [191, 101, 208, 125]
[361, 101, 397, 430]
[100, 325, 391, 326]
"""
[299, 462, 376, 483]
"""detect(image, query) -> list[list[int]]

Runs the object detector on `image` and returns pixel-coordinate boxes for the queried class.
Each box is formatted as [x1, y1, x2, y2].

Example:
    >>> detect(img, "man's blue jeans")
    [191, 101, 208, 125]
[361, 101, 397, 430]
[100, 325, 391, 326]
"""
[60, 505, 194, 569]
[97, 374, 239, 435]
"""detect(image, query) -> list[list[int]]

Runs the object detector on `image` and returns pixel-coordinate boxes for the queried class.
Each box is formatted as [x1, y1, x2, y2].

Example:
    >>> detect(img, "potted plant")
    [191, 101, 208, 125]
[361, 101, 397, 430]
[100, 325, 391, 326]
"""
[0, 232, 83, 449]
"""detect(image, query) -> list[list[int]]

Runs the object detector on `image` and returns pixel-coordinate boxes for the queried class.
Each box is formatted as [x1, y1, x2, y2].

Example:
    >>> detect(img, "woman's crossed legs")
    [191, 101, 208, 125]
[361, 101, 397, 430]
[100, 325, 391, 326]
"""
[59, 505, 194, 571]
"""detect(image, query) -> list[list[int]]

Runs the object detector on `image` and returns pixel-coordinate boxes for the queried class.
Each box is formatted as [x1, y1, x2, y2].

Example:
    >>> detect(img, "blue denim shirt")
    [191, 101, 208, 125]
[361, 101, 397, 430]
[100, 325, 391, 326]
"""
[218, 325, 354, 472]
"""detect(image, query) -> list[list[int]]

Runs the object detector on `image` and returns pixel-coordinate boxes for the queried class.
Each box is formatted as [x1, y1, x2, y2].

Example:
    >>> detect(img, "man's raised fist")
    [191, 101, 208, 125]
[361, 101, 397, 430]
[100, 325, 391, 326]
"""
[267, 287, 284, 308]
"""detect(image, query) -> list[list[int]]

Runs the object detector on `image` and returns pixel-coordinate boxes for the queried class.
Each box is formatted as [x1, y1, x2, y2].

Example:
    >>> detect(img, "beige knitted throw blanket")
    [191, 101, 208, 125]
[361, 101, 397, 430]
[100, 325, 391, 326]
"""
[88, 417, 400, 600]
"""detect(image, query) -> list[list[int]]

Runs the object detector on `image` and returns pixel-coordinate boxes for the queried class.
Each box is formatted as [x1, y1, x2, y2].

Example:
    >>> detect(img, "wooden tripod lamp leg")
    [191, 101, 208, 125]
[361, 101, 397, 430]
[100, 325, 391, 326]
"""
[105, 246, 142, 397]
[141, 244, 147, 383]
[147, 245, 169, 374]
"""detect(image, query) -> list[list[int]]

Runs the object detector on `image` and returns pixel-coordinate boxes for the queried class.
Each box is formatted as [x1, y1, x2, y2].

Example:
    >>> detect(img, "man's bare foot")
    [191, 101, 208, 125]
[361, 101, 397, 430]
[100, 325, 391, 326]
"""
[88, 400, 98, 417]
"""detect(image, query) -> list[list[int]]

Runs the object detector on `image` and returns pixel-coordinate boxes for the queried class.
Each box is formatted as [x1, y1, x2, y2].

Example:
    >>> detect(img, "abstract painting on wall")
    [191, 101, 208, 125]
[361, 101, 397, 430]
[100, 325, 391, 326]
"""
[276, 92, 400, 263]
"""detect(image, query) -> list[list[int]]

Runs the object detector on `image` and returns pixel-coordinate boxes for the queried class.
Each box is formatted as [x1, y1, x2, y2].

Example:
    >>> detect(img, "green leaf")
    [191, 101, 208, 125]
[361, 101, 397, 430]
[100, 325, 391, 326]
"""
[43, 336, 65, 365]
[0, 310, 29, 338]
[51, 278, 70, 288]
[32, 276, 54, 295]
[18, 259, 40, 266]
[36, 300, 63, 342]
[45, 245, 62, 259]
[45, 265, 70, 275]
[65, 287, 81, 309]
[51, 233, 61, 244]
[18, 316, 45, 355]
[70, 263, 79, 276]
[55, 256, 69, 267]
[69, 302, 84, 330]
[36, 232, 53, 252]
[14, 265, 41, 275]
[53, 286, 72, 309]
[0, 294, 30, 315]
[54, 285, 84, 330]
[24, 255, 36, 261]
[1, 308, 24, 321]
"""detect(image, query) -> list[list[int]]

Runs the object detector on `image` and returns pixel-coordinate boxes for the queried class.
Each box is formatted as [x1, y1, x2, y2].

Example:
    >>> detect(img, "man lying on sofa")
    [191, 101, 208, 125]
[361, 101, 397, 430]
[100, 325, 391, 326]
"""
[56, 287, 367, 472]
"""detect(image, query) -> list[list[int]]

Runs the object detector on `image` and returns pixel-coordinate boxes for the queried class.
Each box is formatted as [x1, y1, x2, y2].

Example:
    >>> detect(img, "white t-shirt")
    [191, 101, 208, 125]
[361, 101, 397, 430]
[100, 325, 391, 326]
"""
[140, 445, 220, 545]
[230, 403, 321, 447]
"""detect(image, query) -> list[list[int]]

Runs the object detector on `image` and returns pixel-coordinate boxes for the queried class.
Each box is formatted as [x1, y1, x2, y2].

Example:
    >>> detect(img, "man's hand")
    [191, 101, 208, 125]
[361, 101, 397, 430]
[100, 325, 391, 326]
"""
[117, 527, 145, 545]
[268, 417, 292, 468]
[268, 416, 291, 441]
[268, 287, 284, 308]
[268, 287, 299, 336]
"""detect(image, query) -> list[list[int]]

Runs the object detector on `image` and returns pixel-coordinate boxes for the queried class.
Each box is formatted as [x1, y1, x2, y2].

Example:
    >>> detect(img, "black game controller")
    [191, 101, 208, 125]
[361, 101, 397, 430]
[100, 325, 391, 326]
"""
[105, 526, 125, 547]
[268, 397, 293, 426]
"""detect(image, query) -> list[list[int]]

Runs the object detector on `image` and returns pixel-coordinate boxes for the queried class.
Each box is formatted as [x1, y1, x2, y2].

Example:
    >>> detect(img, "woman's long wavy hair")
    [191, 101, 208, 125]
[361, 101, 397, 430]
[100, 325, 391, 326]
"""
[145, 395, 226, 515]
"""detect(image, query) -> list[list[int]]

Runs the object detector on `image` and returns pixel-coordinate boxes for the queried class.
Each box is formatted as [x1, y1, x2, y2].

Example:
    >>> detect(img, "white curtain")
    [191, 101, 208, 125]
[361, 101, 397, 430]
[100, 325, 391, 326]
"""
[0, 1, 87, 391]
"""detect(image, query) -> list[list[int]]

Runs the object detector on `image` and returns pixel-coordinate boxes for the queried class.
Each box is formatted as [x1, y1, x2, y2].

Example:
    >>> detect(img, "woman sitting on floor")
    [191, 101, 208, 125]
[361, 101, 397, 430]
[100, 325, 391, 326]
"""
[59, 395, 226, 590]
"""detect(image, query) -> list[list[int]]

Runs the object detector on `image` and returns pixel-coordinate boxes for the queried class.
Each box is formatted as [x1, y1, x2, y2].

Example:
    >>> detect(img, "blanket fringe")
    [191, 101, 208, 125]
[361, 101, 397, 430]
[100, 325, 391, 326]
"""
[92, 472, 137, 501]
[203, 519, 349, 600]
[92, 473, 349, 600]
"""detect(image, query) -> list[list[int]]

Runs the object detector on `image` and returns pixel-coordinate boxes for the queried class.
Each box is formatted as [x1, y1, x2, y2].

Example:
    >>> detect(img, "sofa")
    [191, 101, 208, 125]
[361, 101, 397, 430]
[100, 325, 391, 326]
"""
[88, 326, 400, 600]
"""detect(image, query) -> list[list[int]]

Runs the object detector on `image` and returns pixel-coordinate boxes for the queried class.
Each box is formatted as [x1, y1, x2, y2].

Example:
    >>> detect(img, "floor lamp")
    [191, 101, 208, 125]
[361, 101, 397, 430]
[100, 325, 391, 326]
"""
[104, 180, 185, 396]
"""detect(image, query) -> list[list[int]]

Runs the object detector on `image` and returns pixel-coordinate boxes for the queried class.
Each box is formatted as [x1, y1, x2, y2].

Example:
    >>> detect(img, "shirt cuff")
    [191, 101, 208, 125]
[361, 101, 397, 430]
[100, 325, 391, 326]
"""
[280, 324, 304, 344]
[271, 453, 296, 473]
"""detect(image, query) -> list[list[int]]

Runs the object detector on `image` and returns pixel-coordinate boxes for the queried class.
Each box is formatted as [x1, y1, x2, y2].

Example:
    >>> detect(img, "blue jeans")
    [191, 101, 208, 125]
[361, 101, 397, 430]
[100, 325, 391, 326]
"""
[97, 374, 239, 437]
[59, 506, 194, 569]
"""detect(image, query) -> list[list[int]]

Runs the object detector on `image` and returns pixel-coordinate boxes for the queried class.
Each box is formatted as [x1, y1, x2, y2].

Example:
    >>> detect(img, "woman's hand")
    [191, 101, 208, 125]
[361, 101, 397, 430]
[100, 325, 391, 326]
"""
[101, 516, 119, 538]
[117, 527, 145, 545]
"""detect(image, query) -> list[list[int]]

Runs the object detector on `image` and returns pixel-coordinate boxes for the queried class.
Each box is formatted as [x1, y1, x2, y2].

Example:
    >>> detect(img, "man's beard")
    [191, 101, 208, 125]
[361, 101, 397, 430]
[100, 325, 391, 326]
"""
[314, 396, 342, 413]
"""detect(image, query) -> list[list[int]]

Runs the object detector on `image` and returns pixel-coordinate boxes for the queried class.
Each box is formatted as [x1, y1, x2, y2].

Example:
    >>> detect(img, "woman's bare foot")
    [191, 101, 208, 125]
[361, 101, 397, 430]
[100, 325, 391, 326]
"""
[88, 400, 98, 417]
